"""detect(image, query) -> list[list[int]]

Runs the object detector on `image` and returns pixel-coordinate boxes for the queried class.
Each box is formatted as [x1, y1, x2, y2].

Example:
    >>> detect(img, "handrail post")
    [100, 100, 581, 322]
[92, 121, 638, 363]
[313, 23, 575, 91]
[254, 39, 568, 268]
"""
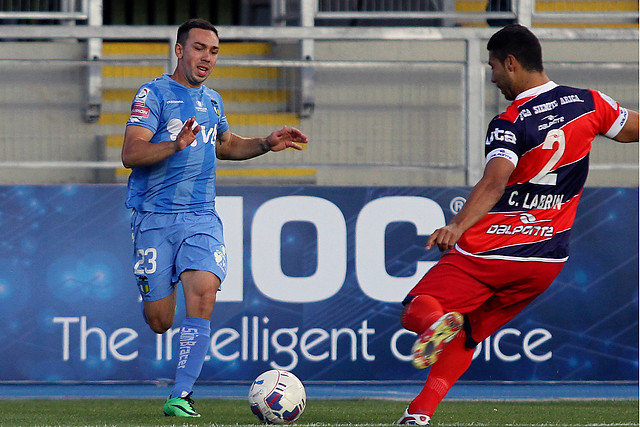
[464, 37, 486, 186]
[517, 0, 534, 27]
[300, 0, 315, 117]
[85, 0, 102, 122]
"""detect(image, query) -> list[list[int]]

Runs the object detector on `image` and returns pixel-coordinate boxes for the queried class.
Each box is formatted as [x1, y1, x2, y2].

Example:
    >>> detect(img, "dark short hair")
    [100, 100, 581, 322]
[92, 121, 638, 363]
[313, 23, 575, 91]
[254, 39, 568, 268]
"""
[177, 18, 218, 46]
[487, 24, 544, 72]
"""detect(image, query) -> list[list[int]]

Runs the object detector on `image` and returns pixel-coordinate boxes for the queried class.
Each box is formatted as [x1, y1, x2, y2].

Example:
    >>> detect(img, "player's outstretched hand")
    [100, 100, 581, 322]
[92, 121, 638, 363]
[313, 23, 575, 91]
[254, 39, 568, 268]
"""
[266, 126, 308, 152]
[174, 116, 201, 151]
[426, 224, 464, 252]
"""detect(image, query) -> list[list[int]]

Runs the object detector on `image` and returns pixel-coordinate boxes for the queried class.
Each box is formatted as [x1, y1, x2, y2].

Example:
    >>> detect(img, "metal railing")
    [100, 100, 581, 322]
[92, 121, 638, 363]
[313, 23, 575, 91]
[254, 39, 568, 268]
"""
[0, 25, 636, 187]
[1, 0, 637, 27]
[272, 0, 639, 27]
[0, 0, 94, 22]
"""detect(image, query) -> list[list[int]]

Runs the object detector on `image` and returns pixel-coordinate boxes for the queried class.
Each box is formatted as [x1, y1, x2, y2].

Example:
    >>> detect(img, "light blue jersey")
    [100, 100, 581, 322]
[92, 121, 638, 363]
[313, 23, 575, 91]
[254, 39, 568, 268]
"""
[125, 74, 230, 213]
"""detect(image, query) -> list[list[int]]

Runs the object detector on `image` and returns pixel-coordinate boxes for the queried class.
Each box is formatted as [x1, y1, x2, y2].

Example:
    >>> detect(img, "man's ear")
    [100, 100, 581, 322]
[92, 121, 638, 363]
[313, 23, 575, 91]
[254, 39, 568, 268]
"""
[505, 54, 517, 72]
[175, 43, 183, 59]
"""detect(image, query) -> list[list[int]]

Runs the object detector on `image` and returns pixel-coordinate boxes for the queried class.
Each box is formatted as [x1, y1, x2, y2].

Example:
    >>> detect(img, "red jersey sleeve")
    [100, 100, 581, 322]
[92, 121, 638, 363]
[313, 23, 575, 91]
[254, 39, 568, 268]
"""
[590, 89, 629, 138]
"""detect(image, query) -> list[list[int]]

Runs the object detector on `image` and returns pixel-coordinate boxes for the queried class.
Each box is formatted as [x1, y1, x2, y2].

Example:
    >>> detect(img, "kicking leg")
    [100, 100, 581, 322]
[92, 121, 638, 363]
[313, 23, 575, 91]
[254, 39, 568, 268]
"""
[400, 294, 445, 334]
[401, 294, 463, 369]
[408, 329, 474, 417]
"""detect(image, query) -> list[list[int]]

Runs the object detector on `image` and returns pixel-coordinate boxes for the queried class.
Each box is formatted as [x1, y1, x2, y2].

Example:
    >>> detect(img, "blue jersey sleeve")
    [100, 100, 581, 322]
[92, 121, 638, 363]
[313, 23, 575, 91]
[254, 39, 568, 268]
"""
[208, 89, 230, 135]
[127, 85, 161, 133]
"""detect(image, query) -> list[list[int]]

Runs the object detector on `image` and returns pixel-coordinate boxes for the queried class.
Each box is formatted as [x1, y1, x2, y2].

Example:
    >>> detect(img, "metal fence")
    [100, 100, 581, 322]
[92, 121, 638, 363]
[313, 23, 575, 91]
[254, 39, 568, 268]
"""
[1, 0, 637, 27]
[0, 0, 91, 21]
[273, 0, 639, 27]
[0, 25, 636, 186]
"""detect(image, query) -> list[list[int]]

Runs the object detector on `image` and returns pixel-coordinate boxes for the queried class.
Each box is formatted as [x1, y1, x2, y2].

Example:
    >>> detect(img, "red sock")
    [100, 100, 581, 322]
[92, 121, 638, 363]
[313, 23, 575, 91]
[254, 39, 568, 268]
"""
[401, 295, 444, 334]
[408, 330, 475, 416]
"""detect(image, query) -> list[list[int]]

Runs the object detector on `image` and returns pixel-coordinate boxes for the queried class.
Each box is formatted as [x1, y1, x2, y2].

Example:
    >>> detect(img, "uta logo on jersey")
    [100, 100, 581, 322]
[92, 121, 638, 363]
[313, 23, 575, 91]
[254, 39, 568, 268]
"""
[486, 128, 517, 145]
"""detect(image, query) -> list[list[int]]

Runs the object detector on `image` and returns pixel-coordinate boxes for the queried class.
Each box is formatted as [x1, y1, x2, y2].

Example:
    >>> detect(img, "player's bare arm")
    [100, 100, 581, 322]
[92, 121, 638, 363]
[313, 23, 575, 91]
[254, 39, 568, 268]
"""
[426, 157, 515, 252]
[122, 117, 201, 168]
[613, 109, 639, 143]
[216, 126, 308, 160]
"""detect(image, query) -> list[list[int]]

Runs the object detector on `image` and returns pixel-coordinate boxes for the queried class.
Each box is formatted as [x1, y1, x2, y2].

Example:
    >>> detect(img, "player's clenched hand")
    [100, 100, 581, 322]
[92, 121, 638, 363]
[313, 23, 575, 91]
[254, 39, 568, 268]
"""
[426, 224, 464, 252]
[266, 126, 308, 152]
[174, 116, 201, 151]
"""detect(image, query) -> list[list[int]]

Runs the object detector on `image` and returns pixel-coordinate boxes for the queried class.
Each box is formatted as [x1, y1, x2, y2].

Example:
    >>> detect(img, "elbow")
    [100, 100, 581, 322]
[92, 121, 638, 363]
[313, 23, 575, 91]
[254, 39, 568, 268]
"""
[216, 149, 233, 161]
[121, 152, 137, 169]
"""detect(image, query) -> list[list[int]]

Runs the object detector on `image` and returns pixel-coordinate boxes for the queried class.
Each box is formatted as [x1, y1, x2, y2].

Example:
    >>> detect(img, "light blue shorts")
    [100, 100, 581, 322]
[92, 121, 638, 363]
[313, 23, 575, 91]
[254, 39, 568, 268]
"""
[130, 209, 227, 302]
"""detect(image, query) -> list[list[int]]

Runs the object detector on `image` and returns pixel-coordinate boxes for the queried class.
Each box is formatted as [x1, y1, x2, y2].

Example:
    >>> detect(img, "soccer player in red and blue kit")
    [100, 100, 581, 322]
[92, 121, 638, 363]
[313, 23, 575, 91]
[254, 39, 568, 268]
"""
[397, 24, 638, 426]
[122, 19, 308, 417]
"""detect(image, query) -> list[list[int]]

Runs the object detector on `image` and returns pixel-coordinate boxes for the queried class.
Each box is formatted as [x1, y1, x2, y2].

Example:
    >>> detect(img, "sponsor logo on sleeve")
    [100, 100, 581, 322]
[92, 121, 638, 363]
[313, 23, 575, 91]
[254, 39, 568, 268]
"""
[597, 91, 618, 110]
[131, 105, 150, 118]
[486, 128, 517, 145]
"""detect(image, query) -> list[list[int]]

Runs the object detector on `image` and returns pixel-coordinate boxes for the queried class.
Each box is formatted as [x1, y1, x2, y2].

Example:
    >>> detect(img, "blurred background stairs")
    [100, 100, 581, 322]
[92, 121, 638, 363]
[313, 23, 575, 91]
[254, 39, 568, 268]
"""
[97, 40, 312, 184]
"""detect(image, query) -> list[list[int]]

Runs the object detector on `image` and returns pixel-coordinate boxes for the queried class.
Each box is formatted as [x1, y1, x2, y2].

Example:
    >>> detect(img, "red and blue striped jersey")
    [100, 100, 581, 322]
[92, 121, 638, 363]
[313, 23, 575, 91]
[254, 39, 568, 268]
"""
[455, 81, 629, 262]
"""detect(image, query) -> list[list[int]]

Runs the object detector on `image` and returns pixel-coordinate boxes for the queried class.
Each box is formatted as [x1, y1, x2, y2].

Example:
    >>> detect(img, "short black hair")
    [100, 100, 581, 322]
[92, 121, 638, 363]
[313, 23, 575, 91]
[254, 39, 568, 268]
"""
[177, 18, 218, 47]
[487, 24, 544, 72]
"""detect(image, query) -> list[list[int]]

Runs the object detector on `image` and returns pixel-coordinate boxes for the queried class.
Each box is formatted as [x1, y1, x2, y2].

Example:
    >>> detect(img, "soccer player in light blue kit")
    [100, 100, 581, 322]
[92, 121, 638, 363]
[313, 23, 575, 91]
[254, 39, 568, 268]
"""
[121, 18, 308, 417]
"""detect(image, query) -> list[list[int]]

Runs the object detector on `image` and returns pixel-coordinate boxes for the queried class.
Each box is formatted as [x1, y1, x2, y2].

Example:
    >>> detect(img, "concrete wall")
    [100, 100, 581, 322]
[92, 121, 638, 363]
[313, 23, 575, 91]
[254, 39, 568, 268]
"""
[0, 41, 104, 183]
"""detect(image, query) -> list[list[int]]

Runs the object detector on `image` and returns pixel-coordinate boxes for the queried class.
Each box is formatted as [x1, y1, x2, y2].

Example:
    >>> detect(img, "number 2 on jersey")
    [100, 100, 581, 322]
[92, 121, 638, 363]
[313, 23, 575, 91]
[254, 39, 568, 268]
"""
[530, 129, 566, 186]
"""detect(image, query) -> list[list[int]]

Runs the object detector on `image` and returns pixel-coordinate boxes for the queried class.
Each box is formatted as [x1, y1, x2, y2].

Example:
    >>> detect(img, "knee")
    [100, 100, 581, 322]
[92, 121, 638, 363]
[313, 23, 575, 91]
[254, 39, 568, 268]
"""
[400, 302, 421, 333]
[146, 314, 174, 334]
[191, 291, 217, 317]
[400, 294, 444, 334]
[186, 285, 218, 316]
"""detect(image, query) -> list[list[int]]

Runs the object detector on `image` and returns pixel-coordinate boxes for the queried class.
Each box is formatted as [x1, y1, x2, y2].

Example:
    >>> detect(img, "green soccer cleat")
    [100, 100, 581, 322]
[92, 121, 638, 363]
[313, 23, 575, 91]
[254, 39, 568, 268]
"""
[163, 392, 201, 417]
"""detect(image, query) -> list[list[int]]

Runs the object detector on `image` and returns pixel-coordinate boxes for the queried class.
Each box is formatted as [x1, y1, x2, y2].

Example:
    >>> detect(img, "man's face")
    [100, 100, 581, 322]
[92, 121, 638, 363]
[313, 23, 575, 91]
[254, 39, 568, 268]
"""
[489, 52, 516, 101]
[176, 28, 219, 87]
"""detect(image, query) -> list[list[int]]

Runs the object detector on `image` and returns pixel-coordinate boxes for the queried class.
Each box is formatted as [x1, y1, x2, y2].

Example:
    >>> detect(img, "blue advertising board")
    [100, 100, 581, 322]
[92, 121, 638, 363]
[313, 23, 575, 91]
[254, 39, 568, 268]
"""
[0, 185, 636, 383]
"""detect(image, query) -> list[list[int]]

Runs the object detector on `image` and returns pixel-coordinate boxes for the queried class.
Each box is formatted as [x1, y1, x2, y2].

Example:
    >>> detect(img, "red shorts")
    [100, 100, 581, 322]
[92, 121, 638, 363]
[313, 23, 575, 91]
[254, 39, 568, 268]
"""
[407, 250, 565, 344]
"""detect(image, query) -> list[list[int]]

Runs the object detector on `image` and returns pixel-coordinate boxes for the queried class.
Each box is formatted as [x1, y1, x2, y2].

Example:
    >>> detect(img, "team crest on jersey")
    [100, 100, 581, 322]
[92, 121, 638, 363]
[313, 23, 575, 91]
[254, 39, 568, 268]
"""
[211, 100, 220, 116]
[137, 275, 150, 294]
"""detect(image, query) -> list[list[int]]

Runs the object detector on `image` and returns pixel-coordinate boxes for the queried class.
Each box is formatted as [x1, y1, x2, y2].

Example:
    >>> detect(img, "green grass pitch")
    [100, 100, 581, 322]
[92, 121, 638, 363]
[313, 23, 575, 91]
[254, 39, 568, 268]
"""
[1, 399, 637, 426]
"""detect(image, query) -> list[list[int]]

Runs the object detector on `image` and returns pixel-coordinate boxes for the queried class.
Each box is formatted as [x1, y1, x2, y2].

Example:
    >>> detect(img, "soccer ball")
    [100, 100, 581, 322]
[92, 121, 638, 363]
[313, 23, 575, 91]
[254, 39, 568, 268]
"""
[248, 369, 306, 424]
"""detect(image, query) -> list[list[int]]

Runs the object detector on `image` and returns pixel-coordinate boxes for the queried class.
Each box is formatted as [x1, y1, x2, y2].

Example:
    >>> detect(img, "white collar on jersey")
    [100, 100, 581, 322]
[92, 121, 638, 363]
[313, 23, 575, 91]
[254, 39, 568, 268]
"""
[515, 80, 558, 101]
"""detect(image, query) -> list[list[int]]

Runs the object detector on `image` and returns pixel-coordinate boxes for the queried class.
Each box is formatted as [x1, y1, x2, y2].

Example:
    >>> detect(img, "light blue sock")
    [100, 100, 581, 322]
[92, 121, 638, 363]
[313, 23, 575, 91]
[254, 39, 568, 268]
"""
[171, 317, 211, 399]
